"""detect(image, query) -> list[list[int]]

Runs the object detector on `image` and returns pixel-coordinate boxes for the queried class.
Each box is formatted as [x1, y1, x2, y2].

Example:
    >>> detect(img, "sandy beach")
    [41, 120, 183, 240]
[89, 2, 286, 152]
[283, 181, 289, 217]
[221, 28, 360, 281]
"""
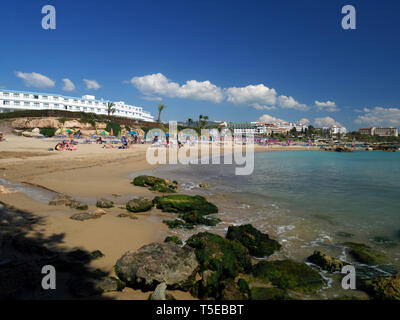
[0, 135, 318, 299]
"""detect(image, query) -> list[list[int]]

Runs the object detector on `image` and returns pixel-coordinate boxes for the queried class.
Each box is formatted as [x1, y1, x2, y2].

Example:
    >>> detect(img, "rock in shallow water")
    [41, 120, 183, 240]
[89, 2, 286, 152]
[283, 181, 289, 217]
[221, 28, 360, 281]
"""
[344, 242, 387, 265]
[307, 250, 346, 272]
[69, 276, 125, 297]
[114, 242, 198, 290]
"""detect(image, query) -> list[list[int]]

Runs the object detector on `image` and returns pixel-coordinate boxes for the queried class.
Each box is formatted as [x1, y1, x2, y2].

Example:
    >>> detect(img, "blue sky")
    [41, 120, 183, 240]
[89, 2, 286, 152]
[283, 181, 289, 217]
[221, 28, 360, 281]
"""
[1, 0, 400, 130]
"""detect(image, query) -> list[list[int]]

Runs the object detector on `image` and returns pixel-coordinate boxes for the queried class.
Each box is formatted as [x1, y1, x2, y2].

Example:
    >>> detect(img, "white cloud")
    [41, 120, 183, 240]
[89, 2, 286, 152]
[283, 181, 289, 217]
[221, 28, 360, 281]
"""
[355, 107, 400, 126]
[314, 116, 341, 127]
[277, 95, 309, 111]
[130, 73, 309, 111]
[83, 79, 101, 90]
[298, 118, 310, 125]
[130, 73, 224, 103]
[227, 84, 277, 108]
[15, 71, 55, 89]
[62, 78, 75, 91]
[258, 114, 285, 123]
[315, 100, 339, 112]
[141, 96, 162, 101]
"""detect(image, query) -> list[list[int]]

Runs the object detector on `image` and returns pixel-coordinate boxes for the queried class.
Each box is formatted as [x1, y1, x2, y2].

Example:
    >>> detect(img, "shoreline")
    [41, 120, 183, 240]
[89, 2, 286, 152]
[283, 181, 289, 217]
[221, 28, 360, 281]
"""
[0, 135, 322, 299]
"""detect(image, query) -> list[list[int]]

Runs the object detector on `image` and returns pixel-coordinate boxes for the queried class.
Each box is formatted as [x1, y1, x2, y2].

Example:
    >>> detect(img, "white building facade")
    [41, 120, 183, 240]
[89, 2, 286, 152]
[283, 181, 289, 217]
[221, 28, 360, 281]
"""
[0, 89, 154, 122]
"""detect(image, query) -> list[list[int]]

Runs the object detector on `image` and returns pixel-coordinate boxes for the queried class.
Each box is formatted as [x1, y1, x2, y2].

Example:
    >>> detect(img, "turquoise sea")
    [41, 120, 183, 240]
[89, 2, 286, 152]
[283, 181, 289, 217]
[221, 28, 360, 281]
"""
[137, 150, 400, 297]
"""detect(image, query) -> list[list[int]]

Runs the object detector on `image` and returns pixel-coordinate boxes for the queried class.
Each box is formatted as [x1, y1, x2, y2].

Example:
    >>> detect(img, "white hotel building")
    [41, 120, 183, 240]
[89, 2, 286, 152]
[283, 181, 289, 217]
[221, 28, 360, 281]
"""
[0, 89, 154, 122]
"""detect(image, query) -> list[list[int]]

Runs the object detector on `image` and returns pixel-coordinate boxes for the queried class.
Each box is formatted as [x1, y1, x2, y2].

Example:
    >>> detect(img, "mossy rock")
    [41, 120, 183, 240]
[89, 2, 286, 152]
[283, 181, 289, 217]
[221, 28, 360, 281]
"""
[186, 232, 252, 279]
[163, 219, 194, 230]
[96, 198, 114, 208]
[250, 287, 289, 300]
[132, 175, 177, 193]
[126, 197, 153, 213]
[164, 236, 183, 245]
[344, 242, 387, 265]
[68, 200, 89, 211]
[362, 274, 400, 300]
[181, 212, 221, 227]
[307, 250, 346, 272]
[252, 260, 325, 293]
[153, 194, 218, 215]
[226, 224, 281, 257]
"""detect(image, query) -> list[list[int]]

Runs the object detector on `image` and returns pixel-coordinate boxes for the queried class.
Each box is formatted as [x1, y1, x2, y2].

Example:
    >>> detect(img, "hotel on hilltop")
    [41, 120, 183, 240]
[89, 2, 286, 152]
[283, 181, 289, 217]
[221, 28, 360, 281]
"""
[0, 89, 155, 122]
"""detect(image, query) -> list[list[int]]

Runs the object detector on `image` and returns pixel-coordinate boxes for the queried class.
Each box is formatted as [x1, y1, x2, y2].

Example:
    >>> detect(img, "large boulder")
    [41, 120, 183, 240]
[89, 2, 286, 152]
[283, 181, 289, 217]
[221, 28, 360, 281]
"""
[70, 212, 102, 221]
[307, 251, 346, 272]
[114, 242, 199, 290]
[362, 274, 400, 300]
[252, 260, 325, 293]
[126, 197, 153, 212]
[344, 242, 387, 265]
[226, 224, 281, 257]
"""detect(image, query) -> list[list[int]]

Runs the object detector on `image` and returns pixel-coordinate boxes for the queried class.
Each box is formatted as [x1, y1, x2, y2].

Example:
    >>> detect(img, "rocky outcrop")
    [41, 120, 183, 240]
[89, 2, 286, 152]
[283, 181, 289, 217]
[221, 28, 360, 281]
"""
[126, 197, 153, 213]
[252, 259, 325, 293]
[307, 251, 346, 272]
[362, 274, 400, 300]
[62, 120, 94, 129]
[11, 117, 60, 129]
[114, 242, 199, 290]
[226, 224, 281, 258]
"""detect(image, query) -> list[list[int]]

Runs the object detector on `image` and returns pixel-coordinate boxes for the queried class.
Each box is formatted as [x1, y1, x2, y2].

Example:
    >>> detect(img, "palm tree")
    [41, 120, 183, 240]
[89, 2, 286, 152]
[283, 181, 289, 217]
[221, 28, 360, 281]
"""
[187, 118, 194, 127]
[157, 104, 167, 123]
[107, 102, 116, 118]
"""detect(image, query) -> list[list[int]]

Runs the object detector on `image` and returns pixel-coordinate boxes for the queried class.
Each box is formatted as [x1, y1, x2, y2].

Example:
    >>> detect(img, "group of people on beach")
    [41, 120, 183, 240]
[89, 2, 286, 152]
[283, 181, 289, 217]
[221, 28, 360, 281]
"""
[54, 138, 77, 151]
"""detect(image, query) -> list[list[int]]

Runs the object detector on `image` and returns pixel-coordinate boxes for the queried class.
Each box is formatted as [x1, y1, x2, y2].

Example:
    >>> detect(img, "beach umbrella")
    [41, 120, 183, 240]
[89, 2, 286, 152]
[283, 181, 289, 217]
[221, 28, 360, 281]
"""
[64, 128, 73, 133]
[128, 131, 137, 135]
[166, 133, 170, 137]
[100, 130, 110, 135]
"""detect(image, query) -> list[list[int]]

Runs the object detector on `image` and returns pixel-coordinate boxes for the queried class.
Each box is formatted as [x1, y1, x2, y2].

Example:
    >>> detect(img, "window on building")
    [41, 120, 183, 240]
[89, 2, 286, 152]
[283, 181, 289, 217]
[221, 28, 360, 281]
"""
[34, 95, 39, 99]
[14, 101, 20, 105]
[34, 102, 39, 107]
[3, 100, 10, 105]
[24, 94, 29, 98]
[24, 102, 30, 106]
[42, 96, 48, 100]
[13, 93, 20, 97]
[3, 92, 10, 97]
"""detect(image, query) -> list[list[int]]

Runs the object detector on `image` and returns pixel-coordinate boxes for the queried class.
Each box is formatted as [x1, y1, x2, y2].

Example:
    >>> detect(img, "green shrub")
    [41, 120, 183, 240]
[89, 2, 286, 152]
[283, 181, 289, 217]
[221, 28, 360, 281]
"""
[39, 128, 56, 137]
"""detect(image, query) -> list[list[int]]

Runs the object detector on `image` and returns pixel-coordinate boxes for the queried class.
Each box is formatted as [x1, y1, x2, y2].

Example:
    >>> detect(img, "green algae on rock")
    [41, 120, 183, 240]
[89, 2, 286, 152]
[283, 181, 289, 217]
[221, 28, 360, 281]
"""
[250, 287, 289, 300]
[132, 175, 177, 193]
[226, 224, 281, 257]
[362, 274, 400, 300]
[344, 242, 387, 265]
[126, 197, 153, 213]
[164, 236, 183, 245]
[252, 259, 325, 293]
[307, 250, 346, 272]
[153, 194, 218, 215]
